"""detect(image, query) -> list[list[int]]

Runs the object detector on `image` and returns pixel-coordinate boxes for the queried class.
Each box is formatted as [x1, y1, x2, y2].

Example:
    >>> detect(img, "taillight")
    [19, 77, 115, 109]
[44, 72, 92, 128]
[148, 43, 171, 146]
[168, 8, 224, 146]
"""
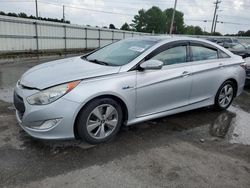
[240, 63, 247, 70]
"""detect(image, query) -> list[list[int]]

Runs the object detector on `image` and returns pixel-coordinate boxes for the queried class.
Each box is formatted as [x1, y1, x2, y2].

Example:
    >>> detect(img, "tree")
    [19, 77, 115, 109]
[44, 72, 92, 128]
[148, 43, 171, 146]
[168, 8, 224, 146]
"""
[213, 32, 222, 36]
[130, 9, 147, 32]
[18, 12, 28, 18]
[131, 7, 166, 34]
[145, 6, 166, 34]
[0, 11, 6, 16]
[120, 22, 131, 31]
[7, 12, 18, 17]
[131, 7, 185, 34]
[243, 30, 250, 36]
[109, 24, 116, 29]
[238, 31, 245, 36]
[164, 8, 185, 34]
[185, 25, 203, 35]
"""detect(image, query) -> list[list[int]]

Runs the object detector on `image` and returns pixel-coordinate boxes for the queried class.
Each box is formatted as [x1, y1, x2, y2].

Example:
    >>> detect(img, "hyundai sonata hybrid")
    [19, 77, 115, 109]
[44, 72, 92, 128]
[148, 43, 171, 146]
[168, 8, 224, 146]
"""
[14, 36, 246, 144]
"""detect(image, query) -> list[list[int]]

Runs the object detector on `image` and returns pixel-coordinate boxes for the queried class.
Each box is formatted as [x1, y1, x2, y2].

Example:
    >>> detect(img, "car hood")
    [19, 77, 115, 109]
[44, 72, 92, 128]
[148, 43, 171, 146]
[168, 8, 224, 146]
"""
[20, 56, 121, 90]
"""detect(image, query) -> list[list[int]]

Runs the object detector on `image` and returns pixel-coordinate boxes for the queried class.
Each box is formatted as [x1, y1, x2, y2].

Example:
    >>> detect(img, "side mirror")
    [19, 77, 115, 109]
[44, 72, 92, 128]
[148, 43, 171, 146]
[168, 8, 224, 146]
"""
[140, 60, 163, 70]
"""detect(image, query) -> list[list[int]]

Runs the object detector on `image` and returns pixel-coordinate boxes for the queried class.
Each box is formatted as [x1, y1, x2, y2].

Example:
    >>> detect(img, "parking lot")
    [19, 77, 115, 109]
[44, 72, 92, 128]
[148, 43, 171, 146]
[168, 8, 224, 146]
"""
[0, 57, 250, 188]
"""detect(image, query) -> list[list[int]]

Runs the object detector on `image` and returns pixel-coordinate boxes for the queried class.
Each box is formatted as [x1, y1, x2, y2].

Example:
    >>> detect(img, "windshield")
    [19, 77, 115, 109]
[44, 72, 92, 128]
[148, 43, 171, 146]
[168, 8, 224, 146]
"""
[85, 39, 157, 66]
[231, 43, 246, 50]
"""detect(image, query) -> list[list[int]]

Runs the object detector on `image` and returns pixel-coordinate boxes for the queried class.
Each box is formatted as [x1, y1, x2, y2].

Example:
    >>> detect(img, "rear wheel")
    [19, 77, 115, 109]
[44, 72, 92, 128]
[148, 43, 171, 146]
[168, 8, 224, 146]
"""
[214, 80, 235, 110]
[76, 98, 123, 144]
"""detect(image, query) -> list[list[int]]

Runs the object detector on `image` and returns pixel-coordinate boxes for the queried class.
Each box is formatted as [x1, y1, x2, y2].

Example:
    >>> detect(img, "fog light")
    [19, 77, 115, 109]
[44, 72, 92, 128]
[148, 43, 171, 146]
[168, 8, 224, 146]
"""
[27, 118, 62, 130]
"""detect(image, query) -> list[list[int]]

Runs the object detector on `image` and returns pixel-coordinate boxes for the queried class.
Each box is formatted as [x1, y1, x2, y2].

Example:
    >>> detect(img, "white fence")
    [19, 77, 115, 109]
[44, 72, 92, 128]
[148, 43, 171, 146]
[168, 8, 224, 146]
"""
[0, 15, 150, 53]
[0, 15, 250, 53]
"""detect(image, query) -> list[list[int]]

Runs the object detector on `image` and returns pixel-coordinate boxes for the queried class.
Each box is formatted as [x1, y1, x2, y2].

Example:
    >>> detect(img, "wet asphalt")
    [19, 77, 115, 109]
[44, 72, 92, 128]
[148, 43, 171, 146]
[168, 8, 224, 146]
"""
[0, 56, 250, 188]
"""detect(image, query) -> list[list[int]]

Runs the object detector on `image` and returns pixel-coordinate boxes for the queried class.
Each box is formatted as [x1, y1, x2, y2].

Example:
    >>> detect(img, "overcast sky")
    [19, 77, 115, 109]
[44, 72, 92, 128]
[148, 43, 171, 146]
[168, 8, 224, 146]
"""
[1, 0, 250, 34]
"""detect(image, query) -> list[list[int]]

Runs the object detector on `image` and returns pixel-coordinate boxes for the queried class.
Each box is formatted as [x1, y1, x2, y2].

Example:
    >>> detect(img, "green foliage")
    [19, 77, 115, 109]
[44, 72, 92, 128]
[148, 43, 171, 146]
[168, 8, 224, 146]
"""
[131, 7, 166, 33]
[236, 30, 250, 36]
[130, 6, 197, 35]
[18, 12, 28, 18]
[185, 25, 203, 35]
[213, 32, 222, 36]
[130, 9, 147, 32]
[244, 30, 250, 36]
[120, 22, 131, 31]
[145, 6, 166, 34]
[109, 24, 116, 29]
[164, 8, 185, 34]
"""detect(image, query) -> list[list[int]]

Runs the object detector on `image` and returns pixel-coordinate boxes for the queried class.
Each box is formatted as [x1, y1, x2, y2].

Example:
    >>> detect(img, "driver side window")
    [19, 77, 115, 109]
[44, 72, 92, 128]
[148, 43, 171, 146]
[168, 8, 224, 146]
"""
[151, 46, 187, 66]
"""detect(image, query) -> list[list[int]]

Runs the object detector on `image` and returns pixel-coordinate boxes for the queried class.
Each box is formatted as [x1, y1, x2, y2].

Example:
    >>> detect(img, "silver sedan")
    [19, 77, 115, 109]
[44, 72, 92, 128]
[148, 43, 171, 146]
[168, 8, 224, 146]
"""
[14, 36, 246, 144]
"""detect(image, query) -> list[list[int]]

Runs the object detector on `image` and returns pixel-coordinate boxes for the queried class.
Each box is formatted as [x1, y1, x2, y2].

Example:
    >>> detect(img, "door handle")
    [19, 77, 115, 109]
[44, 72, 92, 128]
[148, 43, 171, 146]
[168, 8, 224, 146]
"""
[181, 71, 191, 77]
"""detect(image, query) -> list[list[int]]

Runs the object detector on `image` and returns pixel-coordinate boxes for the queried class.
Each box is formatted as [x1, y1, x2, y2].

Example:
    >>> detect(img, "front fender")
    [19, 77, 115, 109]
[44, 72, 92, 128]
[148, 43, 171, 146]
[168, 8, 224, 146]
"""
[64, 72, 136, 122]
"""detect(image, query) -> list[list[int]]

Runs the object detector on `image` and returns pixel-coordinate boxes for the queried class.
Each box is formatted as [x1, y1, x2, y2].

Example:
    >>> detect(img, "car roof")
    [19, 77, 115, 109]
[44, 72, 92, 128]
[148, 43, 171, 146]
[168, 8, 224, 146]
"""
[125, 35, 237, 53]
[132, 35, 217, 44]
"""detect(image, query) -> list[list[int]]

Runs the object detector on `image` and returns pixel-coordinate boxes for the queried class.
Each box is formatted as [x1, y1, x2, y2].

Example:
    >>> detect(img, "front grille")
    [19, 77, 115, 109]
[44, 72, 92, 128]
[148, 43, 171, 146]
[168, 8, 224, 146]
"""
[13, 92, 25, 117]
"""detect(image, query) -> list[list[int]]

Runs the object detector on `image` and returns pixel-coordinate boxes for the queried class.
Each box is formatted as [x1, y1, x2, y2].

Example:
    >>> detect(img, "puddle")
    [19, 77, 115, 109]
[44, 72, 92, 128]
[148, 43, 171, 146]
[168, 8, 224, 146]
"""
[207, 106, 250, 145]
[10, 127, 95, 152]
[209, 111, 236, 138]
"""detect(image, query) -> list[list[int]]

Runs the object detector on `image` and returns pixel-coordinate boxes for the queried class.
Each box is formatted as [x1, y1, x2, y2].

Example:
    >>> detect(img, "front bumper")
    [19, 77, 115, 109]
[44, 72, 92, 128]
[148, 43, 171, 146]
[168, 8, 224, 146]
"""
[14, 86, 82, 140]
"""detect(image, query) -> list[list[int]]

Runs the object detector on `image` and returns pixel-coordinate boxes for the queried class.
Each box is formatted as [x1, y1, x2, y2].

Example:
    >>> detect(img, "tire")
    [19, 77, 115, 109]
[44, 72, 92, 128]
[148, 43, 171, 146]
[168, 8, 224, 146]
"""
[76, 98, 123, 144]
[214, 80, 235, 110]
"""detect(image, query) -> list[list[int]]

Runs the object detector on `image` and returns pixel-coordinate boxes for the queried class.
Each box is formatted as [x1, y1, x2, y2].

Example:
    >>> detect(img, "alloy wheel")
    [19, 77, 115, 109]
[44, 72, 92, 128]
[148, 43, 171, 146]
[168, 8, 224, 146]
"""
[86, 104, 118, 139]
[218, 84, 234, 108]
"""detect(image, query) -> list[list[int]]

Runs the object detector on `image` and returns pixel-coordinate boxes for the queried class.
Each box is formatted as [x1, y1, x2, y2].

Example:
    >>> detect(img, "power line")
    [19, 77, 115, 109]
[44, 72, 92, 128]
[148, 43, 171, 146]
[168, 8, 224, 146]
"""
[38, 1, 135, 16]
[2, 0, 250, 11]
[1, 0, 250, 28]
[186, 19, 250, 26]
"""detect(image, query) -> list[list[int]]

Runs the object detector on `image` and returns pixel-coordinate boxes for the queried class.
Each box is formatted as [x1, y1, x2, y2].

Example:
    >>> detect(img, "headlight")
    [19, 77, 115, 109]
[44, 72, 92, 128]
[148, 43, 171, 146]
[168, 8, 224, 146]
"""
[27, 80, 80, 105]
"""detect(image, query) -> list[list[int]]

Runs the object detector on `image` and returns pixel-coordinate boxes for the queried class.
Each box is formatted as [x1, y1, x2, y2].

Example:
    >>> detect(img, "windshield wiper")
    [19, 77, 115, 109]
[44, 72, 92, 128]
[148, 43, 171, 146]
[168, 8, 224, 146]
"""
[87, 58, 109, 66]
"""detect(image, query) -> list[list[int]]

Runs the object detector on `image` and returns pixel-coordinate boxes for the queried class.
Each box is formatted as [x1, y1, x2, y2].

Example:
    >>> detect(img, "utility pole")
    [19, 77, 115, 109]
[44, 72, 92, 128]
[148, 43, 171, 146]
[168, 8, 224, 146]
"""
[213, 14, 218, 33]
[169, 0, 177, 34]
[63, 5, 65, 22]
[211, 0, 221, 34]
[35, 0, 38, 18]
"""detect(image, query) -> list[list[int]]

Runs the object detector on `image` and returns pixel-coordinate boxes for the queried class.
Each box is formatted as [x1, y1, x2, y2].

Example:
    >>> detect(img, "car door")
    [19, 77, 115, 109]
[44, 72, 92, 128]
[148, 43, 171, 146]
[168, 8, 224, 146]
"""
[135, 42, 193, 117]
[188, 42, 229, 105]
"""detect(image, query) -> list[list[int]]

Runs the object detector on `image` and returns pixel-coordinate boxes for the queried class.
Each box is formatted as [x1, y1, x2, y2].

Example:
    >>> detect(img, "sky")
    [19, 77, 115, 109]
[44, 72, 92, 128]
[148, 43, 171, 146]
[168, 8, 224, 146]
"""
[0, 0, 250, 34]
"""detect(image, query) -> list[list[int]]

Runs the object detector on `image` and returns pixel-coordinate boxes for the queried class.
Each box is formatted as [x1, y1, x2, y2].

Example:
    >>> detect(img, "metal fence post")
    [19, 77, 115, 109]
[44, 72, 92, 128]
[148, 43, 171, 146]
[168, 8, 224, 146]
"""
[85, 27, 88, 50]
[112, 30, 114, 42]
[123, 32, 125, 39]
[64, 25, 67, 54]
[98, 29, 101, 48]
[34, 21, 39, 54]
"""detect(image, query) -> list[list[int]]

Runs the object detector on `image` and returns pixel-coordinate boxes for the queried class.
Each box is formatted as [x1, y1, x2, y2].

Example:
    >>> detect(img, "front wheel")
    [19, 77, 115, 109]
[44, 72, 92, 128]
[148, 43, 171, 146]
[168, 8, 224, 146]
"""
[214, 80, 235, 110]
[76, 98, 123, 144]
